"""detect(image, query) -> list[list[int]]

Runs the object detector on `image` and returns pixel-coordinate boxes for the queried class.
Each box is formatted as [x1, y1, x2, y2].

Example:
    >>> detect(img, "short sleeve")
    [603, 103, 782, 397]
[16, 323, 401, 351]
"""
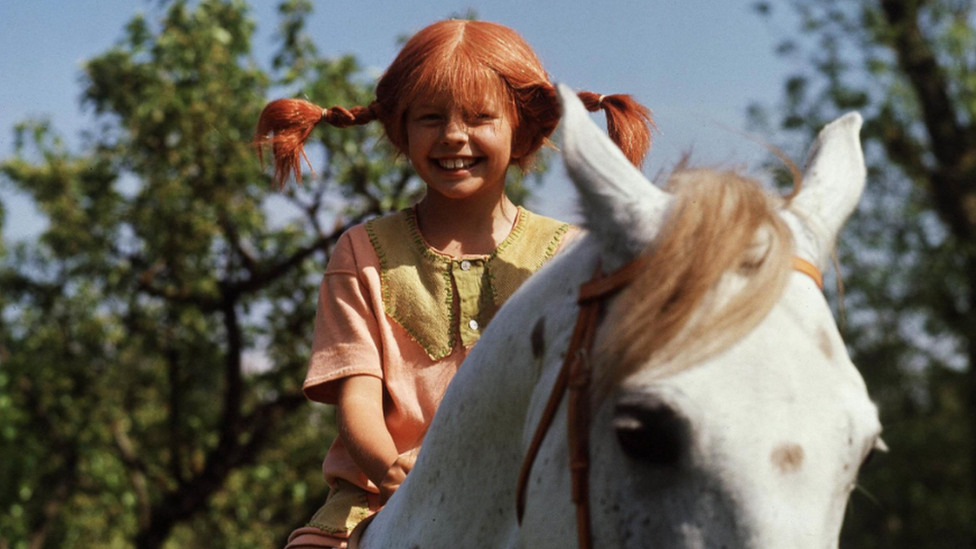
[303, 230, 384, 404]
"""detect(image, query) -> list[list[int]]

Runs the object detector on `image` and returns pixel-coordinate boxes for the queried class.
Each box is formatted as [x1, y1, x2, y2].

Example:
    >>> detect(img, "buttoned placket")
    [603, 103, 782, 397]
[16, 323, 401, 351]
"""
[453, 257, 488, 346]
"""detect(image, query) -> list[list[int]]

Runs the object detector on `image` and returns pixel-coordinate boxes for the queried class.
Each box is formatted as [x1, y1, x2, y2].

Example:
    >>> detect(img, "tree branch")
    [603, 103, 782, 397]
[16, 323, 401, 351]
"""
[27, 451, 78, 549]
[136, 277, 223, 312]
[166, 339, 185, 483]
[224, 209, 381, 299]
[219, 298, 244, 448]
[868, 105, 928, 183]
[219, 212, 258, 273]
[111, 420, 153, 528]
[880, 0, 976, 238]
[22, 385, 79, 549]
[880, 0, 968, 166]
[135, 391, 307, 549]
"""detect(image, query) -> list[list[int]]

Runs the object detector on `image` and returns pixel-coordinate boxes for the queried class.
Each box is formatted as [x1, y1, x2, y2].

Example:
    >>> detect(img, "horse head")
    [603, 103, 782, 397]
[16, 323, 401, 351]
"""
[516, 85, 882, 548]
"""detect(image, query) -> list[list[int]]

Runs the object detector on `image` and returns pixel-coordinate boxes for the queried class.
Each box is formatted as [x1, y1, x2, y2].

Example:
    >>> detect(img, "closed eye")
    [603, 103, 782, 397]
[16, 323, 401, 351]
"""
[469, 112, 497, 124]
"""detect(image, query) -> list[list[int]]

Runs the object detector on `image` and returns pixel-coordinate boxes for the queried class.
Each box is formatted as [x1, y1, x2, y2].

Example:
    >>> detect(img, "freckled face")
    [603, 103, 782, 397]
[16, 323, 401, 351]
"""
[405, 95, 515, 201]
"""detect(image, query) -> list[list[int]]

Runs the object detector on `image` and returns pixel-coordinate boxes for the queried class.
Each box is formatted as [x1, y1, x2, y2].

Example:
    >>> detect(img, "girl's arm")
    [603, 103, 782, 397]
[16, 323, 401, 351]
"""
[336, 374, 411, 503]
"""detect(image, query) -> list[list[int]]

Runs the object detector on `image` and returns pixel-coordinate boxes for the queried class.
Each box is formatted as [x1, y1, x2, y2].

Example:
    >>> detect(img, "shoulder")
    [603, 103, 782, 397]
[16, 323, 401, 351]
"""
[326, 222, 378, 275]
[519, 208, 572, 232]
[516, 208, 578, 244]
[328, 209, 419, 274]
[510, 208, 576, 261]
[364, 208, 412, 234]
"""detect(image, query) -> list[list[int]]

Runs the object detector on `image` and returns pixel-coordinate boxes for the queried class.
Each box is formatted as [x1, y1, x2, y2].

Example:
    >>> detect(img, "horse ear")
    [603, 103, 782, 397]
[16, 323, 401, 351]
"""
[786, 113, 867, 270]
[556, 84, 672, 271]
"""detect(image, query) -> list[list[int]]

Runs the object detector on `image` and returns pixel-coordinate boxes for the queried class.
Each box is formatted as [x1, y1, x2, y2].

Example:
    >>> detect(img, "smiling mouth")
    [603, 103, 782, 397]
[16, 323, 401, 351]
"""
[434, 157, 480, 170]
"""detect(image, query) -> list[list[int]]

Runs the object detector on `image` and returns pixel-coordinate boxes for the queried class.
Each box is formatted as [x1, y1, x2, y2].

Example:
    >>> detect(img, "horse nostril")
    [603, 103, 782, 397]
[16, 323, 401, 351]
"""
[613, 393, 689, 466]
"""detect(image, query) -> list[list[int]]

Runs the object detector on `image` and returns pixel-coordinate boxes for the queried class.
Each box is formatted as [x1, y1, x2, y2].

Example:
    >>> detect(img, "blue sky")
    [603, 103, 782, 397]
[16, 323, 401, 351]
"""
[0, 0, 797, 238]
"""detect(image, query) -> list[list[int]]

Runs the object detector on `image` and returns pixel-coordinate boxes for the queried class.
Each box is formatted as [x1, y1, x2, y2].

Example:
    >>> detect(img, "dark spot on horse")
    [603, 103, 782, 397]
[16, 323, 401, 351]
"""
[531, 317, 546, 359]
[818, 328, 834, 360]
[771, 442, 805, 473]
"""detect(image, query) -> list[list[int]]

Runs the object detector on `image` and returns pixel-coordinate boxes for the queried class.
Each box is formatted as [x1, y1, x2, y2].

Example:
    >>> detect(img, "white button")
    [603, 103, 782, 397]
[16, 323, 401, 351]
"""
[460, 260, 471, 271]
[468, 319, 479, 331]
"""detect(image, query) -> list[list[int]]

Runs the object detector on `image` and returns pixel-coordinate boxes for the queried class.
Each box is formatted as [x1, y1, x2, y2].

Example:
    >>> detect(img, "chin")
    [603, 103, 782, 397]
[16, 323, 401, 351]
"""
[426, 182, 489, 201]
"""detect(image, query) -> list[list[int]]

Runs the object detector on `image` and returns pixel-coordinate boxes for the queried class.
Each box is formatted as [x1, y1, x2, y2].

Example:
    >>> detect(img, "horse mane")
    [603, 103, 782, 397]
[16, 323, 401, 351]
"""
[596, 167, 797, 392]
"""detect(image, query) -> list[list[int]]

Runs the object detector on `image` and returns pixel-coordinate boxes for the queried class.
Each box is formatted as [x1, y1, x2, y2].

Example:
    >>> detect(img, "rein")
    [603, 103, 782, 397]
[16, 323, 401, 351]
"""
[515, 255, 823, 549]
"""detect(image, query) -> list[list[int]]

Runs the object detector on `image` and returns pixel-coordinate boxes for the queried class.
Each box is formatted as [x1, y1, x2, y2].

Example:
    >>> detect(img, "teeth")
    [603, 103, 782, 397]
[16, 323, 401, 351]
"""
[438, 158, 476, 170]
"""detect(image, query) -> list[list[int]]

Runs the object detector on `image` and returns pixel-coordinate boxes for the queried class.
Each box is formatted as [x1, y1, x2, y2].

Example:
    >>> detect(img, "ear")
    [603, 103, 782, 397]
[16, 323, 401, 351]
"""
[785, 113, 867, 270]
[556, 84, 672, 271]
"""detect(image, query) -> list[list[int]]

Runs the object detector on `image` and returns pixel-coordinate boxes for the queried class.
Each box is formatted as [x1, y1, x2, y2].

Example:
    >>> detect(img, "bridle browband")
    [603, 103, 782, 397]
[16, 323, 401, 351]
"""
[515, 255, 823, 549]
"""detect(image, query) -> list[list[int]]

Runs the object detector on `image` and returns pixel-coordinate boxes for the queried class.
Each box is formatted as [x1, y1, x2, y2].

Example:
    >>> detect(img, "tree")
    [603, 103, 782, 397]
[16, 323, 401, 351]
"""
[752, 1, 976, 547]
[0, 1, 422, 548]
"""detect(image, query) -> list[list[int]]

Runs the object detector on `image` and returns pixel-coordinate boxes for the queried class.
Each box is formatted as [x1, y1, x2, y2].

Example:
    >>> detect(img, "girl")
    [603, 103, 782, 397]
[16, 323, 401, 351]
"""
[255, 19, 654, 549]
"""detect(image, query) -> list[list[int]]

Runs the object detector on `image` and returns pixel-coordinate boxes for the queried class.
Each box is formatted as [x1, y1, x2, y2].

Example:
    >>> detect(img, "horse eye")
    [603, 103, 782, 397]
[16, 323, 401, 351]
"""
[613, 391, 689, 466]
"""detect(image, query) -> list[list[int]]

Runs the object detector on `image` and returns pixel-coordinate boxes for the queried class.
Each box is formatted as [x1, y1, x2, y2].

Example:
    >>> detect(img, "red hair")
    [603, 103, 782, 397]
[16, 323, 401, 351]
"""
[255, 19, 655, 188]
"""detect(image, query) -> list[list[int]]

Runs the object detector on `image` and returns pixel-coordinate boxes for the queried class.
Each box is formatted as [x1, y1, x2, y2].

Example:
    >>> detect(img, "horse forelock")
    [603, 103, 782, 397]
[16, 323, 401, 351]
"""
[595, 167, 796, 393]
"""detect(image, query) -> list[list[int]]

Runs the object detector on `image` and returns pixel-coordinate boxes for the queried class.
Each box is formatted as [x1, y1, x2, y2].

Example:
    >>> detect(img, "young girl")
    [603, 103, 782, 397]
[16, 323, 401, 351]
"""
[255, 19, 654, 549]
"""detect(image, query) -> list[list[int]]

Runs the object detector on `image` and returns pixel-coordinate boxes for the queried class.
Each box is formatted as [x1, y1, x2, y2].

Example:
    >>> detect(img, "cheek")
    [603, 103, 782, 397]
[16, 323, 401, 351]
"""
[488, 126, 516, 159]
[406, 128, 434, 155]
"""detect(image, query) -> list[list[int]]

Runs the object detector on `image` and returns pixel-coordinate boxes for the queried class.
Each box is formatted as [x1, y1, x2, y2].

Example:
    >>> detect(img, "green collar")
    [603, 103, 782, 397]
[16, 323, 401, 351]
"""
[366, 207, 569, 360]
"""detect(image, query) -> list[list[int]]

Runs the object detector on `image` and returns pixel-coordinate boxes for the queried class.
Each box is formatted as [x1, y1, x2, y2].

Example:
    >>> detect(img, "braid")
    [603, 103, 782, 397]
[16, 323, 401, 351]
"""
[576, 90, 655, 168]
[321, 102, 380, 128]
[254, 98, 380, 189]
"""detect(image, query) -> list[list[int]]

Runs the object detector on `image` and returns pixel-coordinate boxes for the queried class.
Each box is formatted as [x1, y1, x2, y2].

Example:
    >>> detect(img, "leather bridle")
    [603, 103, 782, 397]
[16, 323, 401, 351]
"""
[515, 255, 823, 549]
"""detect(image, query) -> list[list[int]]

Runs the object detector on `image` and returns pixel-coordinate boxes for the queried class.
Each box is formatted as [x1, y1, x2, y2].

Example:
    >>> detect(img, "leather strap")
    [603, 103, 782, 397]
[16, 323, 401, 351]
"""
[516, 260, 643, 549]
[792, 257, 823, 289]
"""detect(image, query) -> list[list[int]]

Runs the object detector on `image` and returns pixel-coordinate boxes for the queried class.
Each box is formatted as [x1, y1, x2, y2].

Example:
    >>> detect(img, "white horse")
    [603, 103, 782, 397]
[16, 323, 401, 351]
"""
[353, 85, 883, 549]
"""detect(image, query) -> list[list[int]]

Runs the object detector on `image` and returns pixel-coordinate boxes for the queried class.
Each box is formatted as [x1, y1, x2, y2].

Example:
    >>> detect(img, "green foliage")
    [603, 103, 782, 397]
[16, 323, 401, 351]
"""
[752, 1, 976, 546]
[0, 1, 445, 548]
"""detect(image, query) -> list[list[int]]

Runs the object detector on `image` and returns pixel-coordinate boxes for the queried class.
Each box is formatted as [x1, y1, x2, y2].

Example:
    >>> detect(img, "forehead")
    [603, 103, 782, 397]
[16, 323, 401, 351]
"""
[656, 290, 880, 450]
[402, 62, 514, 116]
[409, 91, 509, 114]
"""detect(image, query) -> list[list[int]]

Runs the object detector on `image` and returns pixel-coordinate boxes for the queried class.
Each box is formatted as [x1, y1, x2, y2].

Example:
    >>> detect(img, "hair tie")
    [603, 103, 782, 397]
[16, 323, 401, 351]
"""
[320, 108, 329, 122]
[597, 95, 606, 108]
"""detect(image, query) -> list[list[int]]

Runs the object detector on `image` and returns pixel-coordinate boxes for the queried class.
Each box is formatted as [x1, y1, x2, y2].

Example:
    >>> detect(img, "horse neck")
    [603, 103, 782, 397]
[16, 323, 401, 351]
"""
[362, 241, 599, 547]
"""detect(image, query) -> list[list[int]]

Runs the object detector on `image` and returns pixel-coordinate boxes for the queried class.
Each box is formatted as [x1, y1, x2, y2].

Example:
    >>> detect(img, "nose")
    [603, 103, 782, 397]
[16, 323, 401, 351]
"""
[613, 389, 690, 466]
[441, 115, 469, 145]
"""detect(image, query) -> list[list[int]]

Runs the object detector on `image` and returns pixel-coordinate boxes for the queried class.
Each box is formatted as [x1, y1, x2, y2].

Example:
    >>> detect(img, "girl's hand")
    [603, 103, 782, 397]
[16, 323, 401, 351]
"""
[379, 447, 420, 504]
[378, 455, 411, 504]
[336, 376, 420, 503]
